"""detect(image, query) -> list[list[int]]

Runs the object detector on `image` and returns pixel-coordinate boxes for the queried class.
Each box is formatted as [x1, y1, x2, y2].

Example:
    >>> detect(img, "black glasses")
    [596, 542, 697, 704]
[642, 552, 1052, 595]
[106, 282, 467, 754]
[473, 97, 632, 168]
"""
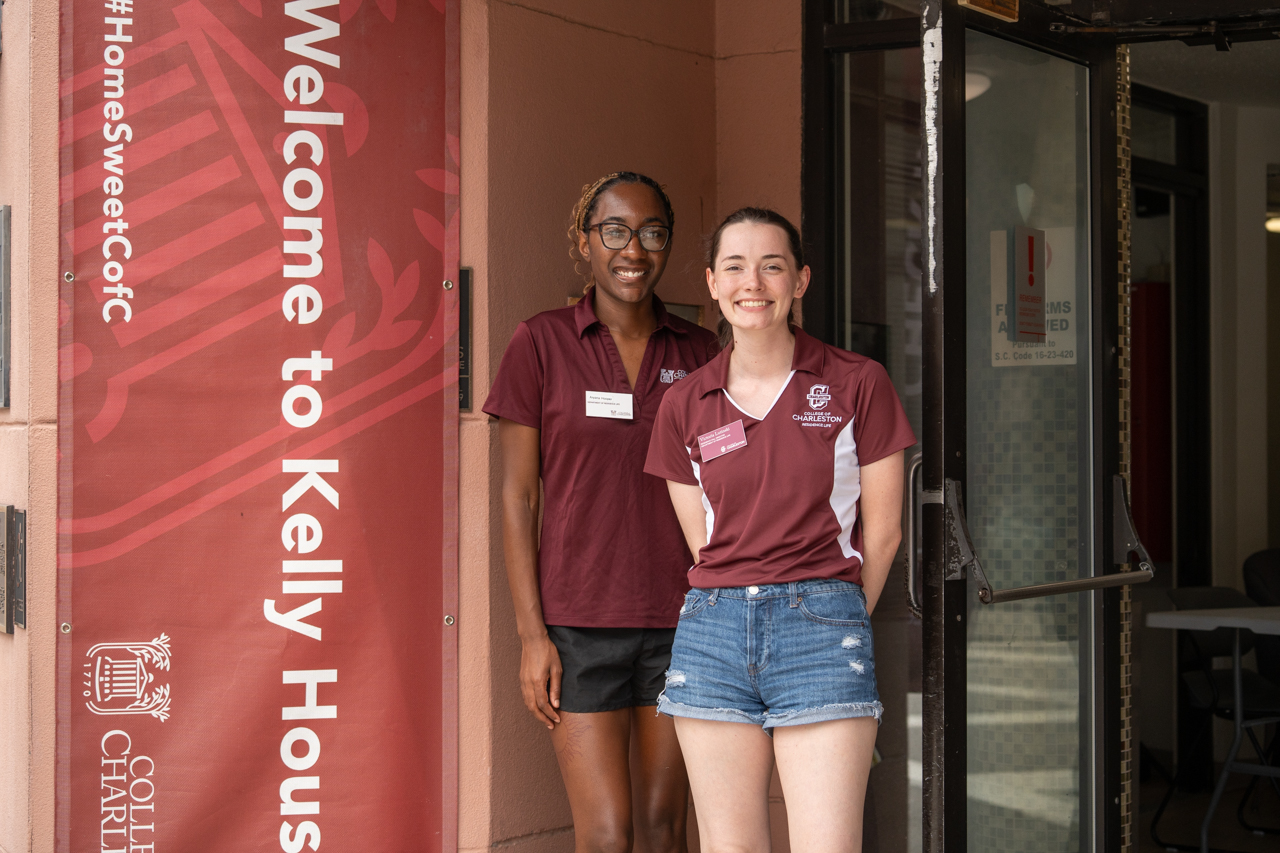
[586, 222, 671, 252]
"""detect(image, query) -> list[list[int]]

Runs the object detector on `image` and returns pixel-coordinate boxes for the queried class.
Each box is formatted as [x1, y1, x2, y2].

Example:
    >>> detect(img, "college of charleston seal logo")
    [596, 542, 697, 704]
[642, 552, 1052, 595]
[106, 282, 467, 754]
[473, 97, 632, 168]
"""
[83, 634, 173, 722]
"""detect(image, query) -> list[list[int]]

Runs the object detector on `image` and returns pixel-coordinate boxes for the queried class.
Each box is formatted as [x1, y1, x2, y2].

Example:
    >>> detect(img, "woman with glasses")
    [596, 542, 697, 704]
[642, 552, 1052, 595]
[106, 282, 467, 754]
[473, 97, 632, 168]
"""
[483, 172, 717, 853]
[646, 208, 915, 853]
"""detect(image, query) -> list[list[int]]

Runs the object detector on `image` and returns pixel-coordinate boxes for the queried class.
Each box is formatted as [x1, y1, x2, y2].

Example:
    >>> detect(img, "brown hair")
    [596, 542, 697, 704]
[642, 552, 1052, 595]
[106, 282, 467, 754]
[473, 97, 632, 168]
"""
[707, 207, 805, 349]
[567, 172, 675, 291]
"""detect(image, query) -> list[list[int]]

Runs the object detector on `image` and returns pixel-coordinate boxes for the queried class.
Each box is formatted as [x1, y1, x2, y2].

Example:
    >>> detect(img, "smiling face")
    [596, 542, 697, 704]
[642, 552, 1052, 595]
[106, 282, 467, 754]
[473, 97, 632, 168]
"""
[576, 182, 672, 310]
[707, 222, 810, 336]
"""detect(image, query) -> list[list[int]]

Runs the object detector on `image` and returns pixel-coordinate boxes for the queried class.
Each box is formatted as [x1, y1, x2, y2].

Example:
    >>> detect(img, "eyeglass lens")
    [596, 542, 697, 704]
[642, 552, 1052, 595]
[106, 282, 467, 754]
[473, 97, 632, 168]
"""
[597, 224, 670, 251]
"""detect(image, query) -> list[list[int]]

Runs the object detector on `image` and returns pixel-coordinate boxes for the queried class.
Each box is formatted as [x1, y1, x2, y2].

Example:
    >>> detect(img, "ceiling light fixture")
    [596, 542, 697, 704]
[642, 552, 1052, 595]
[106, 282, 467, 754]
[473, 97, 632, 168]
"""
[965, 72, 992, 101]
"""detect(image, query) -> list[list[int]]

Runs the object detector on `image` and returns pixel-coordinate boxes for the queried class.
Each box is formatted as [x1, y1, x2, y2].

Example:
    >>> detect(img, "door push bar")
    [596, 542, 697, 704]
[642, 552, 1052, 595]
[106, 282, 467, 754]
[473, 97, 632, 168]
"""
[934, 473, 1152, 605]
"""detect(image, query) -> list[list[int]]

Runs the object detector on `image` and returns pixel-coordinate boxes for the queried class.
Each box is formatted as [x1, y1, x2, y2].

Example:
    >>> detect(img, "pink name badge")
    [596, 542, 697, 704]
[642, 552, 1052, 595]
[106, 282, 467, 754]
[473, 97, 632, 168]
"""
[698, 420, 748, 462]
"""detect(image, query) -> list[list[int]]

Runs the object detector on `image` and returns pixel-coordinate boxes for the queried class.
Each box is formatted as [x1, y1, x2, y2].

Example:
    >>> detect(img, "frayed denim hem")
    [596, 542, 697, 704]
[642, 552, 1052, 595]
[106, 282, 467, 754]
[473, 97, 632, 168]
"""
[656, 694, 882, 733]
[656, 693, 767, 727]
[764, 700, 884, 729]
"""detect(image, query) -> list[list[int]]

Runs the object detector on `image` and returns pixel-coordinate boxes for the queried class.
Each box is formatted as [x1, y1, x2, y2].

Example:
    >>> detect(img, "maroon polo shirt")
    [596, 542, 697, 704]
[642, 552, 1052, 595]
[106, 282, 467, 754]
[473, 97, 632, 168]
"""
[483, 292, 719, 628]
[645, 328, 916, 589]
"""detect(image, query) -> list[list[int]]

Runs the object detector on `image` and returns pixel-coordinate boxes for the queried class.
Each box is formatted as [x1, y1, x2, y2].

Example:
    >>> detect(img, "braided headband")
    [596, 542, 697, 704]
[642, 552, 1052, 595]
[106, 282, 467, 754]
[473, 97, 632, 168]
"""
[574, 172, 624, 233]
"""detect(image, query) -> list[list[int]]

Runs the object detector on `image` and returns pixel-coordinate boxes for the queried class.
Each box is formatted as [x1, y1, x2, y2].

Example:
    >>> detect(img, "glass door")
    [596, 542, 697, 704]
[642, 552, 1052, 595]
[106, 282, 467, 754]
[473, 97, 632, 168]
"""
[960, 30, 1096, 851]
[916, 5, 1150, 853]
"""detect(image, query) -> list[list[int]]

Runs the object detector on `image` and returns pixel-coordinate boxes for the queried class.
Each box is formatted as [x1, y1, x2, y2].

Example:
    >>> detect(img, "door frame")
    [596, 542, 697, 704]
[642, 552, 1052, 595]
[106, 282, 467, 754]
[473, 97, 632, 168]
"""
[1129, 82, 1215, 789]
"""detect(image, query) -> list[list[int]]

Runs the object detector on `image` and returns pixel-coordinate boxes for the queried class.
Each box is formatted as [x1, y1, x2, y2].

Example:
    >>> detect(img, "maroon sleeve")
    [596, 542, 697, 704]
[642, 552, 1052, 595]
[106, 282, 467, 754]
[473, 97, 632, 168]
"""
[852, 360, 917, 466]
[481, 321, 543, 429]
[645, 391, 699, 486]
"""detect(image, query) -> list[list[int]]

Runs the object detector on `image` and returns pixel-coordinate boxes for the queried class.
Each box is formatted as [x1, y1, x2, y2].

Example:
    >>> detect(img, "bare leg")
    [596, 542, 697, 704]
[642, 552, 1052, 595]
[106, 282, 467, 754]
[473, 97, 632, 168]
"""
[673, 717, 774, 853]
[552, 709, 635, 853]
[773, 717, 878, 853]
[629, 708, 690, 853]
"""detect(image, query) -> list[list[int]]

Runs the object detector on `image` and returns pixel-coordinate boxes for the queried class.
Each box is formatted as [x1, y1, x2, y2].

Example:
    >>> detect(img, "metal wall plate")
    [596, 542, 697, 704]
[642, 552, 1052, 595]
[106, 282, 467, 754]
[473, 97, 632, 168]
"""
[458, 267, 471, 412]
[1, 506, 24, 633]
[12, 509, 25, 629]
[1, 505, 11, 633]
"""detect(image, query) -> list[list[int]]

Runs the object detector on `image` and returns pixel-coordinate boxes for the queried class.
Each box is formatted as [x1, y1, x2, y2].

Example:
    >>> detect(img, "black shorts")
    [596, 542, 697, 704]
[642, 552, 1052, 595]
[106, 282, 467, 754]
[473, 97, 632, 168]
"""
[546, 626, 677, 714]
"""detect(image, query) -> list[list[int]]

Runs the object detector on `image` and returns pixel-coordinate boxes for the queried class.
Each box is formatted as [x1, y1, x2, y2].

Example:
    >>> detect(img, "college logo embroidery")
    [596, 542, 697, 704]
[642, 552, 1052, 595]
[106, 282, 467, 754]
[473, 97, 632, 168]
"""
[807, 384, 832, 410]
[660, 369, 688, 384]
[83, 634, 173, 722]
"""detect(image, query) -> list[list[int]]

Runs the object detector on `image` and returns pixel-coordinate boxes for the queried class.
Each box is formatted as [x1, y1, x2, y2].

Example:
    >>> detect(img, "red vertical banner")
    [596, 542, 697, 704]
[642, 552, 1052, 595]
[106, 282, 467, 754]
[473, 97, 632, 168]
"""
[56, 1, 459, 850]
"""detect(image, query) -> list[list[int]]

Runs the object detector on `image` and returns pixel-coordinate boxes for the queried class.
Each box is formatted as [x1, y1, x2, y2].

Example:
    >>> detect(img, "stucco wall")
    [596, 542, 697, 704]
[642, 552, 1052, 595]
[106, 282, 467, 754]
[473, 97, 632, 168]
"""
[707, 5, 805, 849]
[458, 1, 802, 851]
[0, 1, 62, 852]
[714, 0, 802, 225]
[459, 2, 719, 852]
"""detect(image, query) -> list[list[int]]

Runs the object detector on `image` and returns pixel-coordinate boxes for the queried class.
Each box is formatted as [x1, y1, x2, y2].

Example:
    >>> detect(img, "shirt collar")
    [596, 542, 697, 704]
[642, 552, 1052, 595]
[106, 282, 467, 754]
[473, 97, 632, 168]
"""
[574, 289, 689, 338]
[791, 327, 826, 376]
[699, 326, 825, 398]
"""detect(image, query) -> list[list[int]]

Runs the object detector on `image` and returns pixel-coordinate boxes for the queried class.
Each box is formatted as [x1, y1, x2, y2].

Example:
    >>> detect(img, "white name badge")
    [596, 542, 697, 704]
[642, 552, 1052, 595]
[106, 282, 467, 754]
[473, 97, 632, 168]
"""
[585, 391, 634, 420]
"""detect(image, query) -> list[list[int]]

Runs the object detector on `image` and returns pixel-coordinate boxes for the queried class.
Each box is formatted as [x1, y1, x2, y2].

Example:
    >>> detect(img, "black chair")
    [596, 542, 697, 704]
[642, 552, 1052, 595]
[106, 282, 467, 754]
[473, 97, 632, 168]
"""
[1240, 550, 1280, 834]
[1244, 549, 1280, 684]
[1149, 586, 1280, 852]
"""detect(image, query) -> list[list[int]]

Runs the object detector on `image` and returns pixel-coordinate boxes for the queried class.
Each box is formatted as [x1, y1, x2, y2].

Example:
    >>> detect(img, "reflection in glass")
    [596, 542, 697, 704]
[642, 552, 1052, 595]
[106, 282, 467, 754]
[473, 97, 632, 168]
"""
[832, 0, 918, 22]
[1132, 103, 1177, 165]
[965, 29, 1094, 853]
[832, 47, 923, 444]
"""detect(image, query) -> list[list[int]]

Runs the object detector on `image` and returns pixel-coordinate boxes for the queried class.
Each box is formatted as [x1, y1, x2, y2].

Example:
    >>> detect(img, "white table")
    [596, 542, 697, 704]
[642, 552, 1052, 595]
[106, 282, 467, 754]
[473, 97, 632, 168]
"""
[1147, 607, 1280, 636]
[1146, 606, 1280, 853]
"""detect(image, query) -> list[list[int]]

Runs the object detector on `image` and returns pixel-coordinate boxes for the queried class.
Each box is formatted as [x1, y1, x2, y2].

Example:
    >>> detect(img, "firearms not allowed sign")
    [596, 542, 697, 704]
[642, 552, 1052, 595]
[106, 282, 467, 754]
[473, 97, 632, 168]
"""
[990, 228, 1077, 366]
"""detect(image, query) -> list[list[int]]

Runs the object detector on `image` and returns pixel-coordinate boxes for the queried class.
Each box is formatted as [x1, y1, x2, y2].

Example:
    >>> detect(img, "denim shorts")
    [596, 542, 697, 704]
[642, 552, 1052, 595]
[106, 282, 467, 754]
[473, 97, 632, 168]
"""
[657, 579, 882, 730]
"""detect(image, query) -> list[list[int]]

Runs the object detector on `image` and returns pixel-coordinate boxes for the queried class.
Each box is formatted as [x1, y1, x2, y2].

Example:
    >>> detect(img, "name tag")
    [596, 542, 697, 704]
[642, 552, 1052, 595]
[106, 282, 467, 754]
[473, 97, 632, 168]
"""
[698, 420, 747, 461]
[585, 391, 634, 420]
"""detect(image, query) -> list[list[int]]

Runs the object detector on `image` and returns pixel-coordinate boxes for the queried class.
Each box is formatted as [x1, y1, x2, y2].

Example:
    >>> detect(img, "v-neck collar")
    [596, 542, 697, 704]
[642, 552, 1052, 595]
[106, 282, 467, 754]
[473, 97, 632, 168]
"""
[577, 290, 673, 395]
[721, 370, 797, 422]
[700, 327, 825, 399]
[699, 327, 823, 420]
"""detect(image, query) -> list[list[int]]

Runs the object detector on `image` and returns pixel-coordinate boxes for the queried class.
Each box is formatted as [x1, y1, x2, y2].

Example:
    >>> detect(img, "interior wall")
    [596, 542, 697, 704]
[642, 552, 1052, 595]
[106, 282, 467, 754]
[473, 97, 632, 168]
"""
[1209, 103, 1280, 590]
[0, 2, 61, 852]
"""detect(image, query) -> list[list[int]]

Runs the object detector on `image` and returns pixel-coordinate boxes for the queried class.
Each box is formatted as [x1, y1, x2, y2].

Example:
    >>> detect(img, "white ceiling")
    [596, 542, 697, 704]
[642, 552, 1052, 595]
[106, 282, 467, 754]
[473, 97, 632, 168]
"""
[1131, 38, 1280, 109]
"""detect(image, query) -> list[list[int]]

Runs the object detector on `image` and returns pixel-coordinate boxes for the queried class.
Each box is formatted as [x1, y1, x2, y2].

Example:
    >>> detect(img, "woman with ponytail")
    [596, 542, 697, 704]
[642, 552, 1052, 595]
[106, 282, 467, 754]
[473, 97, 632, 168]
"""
[483, 173, 717, 853]
[646, 208, 915, 853]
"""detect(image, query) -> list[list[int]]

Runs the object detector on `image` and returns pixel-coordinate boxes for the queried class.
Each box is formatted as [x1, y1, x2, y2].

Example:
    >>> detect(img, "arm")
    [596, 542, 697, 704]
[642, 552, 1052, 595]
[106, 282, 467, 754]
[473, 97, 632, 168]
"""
[497, 418, 563, 729]
[666, 480, 709, 562]
[856, 449, 906, 615]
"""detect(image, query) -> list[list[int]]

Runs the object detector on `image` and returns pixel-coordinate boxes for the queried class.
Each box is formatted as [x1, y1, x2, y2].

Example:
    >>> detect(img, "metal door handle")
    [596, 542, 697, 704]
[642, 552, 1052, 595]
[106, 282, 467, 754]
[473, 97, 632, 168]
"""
[906, 452, 923, 617]
[945, 476, 1154, 605]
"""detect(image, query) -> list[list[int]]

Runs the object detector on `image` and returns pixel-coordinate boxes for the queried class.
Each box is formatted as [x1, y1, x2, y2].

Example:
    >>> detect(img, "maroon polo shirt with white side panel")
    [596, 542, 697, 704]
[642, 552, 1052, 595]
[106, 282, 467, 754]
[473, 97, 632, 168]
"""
[645, 328, 916, 589]
[483, 292, 719, 628]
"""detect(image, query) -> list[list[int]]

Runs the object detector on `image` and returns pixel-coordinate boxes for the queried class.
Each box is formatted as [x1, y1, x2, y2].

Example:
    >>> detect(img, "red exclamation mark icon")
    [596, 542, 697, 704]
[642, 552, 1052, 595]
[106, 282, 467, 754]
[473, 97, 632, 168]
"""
[1028, 235, 1035, 287]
